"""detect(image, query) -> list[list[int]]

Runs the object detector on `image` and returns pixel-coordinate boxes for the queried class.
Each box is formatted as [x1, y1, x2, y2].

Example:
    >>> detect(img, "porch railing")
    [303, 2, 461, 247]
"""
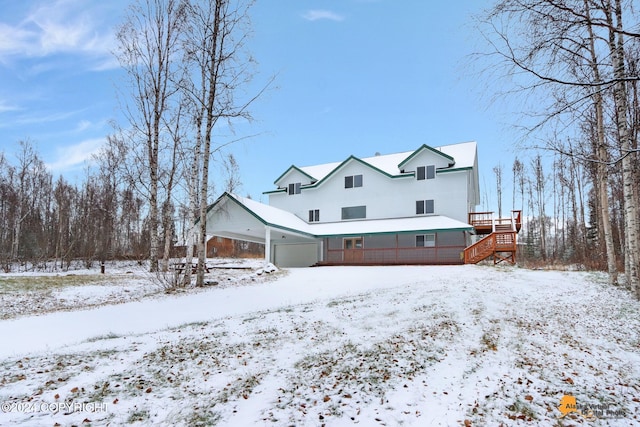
[322, 245, 466, 265]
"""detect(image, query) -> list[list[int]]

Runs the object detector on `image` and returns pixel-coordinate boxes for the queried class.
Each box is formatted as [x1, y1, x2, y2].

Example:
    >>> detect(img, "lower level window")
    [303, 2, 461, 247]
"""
[309, 209, 320, 222]
[416, 234, 436, 247]
[341, 205, 366, 220]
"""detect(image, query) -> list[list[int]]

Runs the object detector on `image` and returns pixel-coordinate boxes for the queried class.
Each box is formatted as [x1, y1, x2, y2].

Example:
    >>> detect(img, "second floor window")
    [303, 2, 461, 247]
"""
[416, 199, 435, 215]
[342, 205, 366, 220]
[417, 165, 435, 180]
[309, 209, 320, 222]
[345, 174, 363, 188]
[288, 182, 301, 195]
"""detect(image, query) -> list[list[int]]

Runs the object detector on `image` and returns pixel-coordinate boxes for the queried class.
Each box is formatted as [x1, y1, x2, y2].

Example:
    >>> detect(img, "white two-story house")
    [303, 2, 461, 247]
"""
[205, 141, 481, 267]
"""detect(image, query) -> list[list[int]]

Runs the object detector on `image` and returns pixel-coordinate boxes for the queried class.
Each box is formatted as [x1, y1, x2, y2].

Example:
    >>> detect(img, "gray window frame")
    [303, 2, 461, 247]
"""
[417, 165, 436, 180]
[308, 209, 320, 222]
[288, 182, 301, 195]
[345, 174, 363, 188]
[416, 234, 436, 247]
[341, 205, 366, 220]
[416, 199, 435, 215]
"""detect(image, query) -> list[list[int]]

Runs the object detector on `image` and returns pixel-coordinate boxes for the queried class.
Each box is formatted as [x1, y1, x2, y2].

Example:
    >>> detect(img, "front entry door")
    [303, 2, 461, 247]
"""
[343, 237, 363, 263]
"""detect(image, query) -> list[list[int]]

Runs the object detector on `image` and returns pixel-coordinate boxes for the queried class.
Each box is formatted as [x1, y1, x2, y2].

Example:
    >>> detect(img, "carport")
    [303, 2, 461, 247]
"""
[205, 193, 321, 267]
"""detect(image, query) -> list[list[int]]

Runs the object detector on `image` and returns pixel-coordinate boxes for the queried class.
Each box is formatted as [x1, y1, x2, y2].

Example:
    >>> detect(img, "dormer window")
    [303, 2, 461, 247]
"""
[417, 165, 435, 180]
[288, 182, 301, 195]
[345, 174, 363, 188]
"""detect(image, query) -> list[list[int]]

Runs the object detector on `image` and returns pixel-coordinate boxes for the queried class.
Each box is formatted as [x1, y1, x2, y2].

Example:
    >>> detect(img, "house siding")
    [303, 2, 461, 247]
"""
[322, 231, 466, 265]
[270, 165, 472, 224]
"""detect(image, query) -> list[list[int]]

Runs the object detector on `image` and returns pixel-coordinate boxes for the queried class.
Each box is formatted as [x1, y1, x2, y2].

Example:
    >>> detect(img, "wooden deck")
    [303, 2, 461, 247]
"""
[464, 210, 521, 264]
[468, 210, 521, 235]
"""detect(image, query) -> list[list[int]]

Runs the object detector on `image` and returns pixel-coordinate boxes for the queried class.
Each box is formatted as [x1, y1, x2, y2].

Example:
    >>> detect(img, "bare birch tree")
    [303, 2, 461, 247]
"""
[478, 0, 640, 289]
[181, 0, 258, 287]
[115, 0, 187, 272]
[602, 0, 640, 294]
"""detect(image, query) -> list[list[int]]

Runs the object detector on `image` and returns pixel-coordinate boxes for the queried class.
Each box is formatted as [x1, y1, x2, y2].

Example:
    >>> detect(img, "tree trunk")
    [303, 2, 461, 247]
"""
[606, 0, 639, 294]
[584, 0, 618, 283]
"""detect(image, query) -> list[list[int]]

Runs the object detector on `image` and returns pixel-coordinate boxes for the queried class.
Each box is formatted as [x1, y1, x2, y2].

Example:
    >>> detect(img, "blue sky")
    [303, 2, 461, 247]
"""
[0, 0, 521, 210]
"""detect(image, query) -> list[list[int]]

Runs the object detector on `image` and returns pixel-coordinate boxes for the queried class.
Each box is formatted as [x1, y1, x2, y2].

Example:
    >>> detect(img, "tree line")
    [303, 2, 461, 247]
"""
[1, 0, 258, 288]
[0, 141, 149, 271]
[1, 0, 639, 297]
[478, 0, 640, 296]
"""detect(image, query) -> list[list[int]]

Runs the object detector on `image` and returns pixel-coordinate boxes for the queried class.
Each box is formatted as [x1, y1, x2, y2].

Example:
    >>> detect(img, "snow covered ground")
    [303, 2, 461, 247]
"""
[0, 264, 639, 426]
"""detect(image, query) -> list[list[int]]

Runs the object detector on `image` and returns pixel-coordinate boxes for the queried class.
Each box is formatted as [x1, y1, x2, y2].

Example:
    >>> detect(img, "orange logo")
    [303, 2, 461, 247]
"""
[558, 395, 596, 420]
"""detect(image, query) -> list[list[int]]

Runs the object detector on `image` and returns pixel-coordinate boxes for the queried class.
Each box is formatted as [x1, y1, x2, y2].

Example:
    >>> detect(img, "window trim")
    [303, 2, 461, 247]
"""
[417, 165, 436, 180]
[416, 234, 436, 247]
[344, 174, 363, 188]
[416, 199, 435, 215]
[288, 182, 301, 195]
[426, 165, 435, 179]
[341, 205, 367, 220]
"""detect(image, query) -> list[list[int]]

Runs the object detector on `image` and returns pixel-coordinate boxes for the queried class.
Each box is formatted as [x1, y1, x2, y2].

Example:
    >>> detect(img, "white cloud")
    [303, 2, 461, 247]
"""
[46, 137, 105, 171]
[0, 0, 116, 67]
[302, 10, 345, 22]
[75, 120, 92, 133]
[0, 100, 20, 113]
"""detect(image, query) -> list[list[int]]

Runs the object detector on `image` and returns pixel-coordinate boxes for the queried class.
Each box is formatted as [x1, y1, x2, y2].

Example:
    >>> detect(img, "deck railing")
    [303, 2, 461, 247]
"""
[463, 231, 516, 264]
[469, 210, 522, 234]
[322, 245, 466, 265]
[468, 211, 494, 229]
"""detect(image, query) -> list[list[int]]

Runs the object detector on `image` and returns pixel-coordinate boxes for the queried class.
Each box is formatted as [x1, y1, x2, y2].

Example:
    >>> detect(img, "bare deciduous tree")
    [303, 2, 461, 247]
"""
[115, 0, 187, 272]
[181, 0, 258, 286]
[478, 0, 640, 291]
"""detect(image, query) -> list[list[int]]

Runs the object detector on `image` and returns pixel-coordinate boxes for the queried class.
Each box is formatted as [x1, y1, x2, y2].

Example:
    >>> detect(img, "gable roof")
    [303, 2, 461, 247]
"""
[397, 144, 455, 169]
[273, 165, 317, 186]
[268, 141, 477, 193]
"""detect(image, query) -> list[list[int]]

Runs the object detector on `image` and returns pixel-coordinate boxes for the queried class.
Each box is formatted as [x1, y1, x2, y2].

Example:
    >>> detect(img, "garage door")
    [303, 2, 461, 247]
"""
[274, 243, 318, 267]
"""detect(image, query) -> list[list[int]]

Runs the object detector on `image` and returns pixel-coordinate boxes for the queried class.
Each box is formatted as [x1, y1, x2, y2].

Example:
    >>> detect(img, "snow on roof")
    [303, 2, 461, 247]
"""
[296, 141, 476, 182]
[228, 194, 472, 237]
[307, 215, 473, 236]
[231, 193, 312, 234]
[435, 141, 477, 170]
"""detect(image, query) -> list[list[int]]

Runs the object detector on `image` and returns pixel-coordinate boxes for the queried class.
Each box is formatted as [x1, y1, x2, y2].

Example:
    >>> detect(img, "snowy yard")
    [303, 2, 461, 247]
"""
[0, 264, 639, 426]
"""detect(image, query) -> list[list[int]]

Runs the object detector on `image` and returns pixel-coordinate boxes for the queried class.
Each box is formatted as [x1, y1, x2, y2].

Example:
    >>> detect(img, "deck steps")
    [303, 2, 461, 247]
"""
[463, 231, 517, 264]
[464, 210, 521, 265]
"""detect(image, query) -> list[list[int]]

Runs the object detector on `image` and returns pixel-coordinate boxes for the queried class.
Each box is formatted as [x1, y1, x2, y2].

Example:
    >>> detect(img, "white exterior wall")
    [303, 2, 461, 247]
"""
[269, 150, 474, 225]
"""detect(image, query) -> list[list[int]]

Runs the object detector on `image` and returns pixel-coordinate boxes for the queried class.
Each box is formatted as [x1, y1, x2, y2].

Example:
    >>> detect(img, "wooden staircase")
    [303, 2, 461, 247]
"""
[464, 210, 521, 264]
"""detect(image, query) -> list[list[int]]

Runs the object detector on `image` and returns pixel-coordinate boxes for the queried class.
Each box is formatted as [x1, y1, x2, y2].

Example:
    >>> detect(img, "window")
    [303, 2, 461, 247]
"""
[417, 165, 435, 180]
[416, 199, 435, 215]
[288, 182, 301, 195]
[309, 209, 320, 222]
[341, 205, 366, 220]
[345, 174, 363, 188]
[344, 238, 363, 249]
[416, 234, 436, 247]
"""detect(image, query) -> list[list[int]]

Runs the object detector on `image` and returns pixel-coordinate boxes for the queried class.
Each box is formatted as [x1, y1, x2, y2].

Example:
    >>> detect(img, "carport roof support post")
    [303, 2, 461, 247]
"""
[265, 226, 271, 265]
